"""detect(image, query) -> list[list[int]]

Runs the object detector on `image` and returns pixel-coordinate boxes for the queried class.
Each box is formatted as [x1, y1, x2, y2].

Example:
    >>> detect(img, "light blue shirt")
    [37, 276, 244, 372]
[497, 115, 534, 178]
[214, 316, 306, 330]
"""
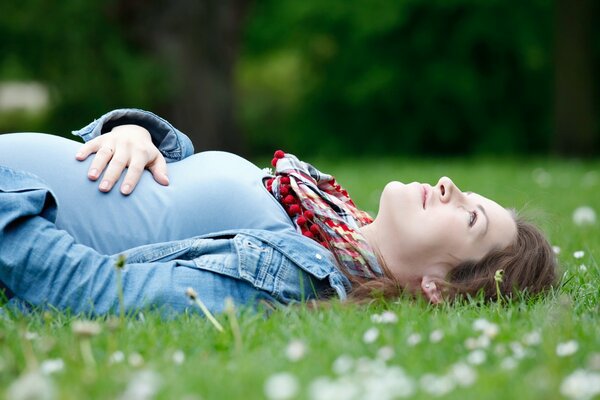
[0, 134, 294, 255]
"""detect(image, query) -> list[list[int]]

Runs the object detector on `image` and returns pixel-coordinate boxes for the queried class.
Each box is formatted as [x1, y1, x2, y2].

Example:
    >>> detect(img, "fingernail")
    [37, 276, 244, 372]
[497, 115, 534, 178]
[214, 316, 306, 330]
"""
[89, 168, 98, 178]
[122, 184, 131, 194]
[100, 180, 110, 190]
[76, 152, 83, 159]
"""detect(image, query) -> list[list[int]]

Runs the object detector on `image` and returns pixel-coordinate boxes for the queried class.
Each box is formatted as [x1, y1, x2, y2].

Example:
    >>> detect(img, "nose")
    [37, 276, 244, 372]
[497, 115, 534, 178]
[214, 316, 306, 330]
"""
[436, 176, 461, 204]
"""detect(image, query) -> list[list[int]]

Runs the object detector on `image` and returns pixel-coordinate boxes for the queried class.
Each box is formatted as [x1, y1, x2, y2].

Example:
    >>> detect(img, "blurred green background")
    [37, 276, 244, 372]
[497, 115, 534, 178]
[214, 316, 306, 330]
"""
[0, 0, 598, 157]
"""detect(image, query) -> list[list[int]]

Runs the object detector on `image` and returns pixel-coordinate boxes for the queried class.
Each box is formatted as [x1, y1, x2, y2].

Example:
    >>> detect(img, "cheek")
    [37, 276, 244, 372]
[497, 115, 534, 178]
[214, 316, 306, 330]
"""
[412, 212, 464, 250]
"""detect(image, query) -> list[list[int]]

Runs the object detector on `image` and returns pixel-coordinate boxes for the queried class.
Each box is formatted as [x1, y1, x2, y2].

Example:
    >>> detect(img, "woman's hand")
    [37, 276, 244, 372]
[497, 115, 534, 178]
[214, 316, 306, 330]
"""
[75, 124, 169, 195]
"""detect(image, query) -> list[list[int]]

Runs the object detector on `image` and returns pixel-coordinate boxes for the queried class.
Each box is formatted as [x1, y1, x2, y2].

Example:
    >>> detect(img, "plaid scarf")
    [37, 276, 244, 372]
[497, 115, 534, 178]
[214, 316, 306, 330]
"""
[265, 150, 383, 279]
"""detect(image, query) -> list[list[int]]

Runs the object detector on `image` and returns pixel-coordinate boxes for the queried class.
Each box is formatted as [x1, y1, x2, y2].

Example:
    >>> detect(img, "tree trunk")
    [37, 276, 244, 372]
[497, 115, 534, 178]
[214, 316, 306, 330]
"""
[115, 0, 249, 154]
[553, 0, 596, 156]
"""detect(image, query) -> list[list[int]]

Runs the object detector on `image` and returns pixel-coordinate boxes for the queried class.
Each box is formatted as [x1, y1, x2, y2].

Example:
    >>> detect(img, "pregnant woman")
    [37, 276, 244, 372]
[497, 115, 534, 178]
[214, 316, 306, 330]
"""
[0, 109, 558, 316]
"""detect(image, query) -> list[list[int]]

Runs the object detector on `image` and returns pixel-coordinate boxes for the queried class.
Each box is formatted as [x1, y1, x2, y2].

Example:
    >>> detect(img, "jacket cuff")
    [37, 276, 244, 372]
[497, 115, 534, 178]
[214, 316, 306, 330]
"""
[71, 108, 194, 162]
[0, 166, 58, 223]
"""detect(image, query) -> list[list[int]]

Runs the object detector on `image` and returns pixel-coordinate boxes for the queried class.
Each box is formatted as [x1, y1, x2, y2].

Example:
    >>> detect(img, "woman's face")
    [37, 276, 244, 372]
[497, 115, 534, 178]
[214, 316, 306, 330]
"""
[375, 176, 517, 277]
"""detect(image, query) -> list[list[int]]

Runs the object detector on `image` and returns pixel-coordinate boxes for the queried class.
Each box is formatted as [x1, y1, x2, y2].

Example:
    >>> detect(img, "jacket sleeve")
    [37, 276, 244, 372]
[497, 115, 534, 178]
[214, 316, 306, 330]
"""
[71, 108, 195, 162]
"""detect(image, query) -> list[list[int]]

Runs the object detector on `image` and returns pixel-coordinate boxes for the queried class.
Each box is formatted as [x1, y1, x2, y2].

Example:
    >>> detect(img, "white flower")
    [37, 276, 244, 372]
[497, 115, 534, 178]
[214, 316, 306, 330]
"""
[552, 246, 561, 255]
[285, 340, 307, 362]
[6, 372, 56, 400]
[579, 264, 588, 272]
[109, 351, 125, 364]
[40, 358, 64, 375]
[362, 365, 415, 399]
[472, 319, 499, 338]
[406, 333, 422, 347]
[557, 340, 579, 357]
[500, 357, 518, 370]
[23, 331, 39, 341]
[332, 355, 354, 375]
[128, 352, 145, 367]
[363, 328, 380, 344]
[522, 330, 542, 346]
[429, 330, 444, 343]
[465, 335, 491, 350]
[532, 168, 552, 187]
[314, 357, 416, 400]
[510, 342, 527, 359]
[172, 350, 185, 365]
[264, 372, 299, 400]
[494, 344, 507, 356]
[376, 346, 395, 361]
[119, 370, 162, 400]
[572, 206, 597, 226]
[309, 377, 358, 400]
[371, 311, 398, 324]
[449, 362, 477, 386]
[573, 251, 585, 259]
[466, 350, 487, 365]
[420, 374, 456, 396]
[560, 369, 600, 400]
[71, 320, 101, 337]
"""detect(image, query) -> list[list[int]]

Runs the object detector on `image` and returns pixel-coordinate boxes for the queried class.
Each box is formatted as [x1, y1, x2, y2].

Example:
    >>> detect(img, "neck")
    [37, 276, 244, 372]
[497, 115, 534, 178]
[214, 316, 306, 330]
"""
[359, 220, 441, 290]
[359, 221, 409, 280]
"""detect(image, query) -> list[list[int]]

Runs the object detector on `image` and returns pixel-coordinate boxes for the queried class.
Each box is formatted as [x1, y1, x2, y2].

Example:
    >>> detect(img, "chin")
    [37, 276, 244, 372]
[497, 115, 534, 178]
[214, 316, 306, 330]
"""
[380, 181, 407, 217]
[382, 181, 405, 195]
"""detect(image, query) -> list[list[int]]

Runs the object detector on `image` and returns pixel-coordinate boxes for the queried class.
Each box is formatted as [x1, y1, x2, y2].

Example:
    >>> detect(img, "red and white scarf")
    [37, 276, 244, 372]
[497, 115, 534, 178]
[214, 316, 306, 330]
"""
[265, 150, 383, 279]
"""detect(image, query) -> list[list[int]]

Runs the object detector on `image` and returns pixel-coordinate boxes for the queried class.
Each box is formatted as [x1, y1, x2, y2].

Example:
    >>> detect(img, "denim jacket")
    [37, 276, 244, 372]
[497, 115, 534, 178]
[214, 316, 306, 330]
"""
[1, 110, 351, 316]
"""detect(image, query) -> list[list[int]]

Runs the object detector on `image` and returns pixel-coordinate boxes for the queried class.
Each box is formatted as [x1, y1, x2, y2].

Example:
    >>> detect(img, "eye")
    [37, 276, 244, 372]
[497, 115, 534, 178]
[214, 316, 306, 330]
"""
[468, 210, 478, 227]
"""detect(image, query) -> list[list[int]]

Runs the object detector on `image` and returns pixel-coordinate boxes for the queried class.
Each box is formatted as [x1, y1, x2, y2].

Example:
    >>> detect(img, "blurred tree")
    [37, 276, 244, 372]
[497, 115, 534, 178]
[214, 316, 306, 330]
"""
[2, 0, 598, 157]
[0, 0, 168, 136]
[553, 0, 597, 156]
[114, 0, 250, 154]
[0, 0, 249, 155]
[239, 0, 599, 157]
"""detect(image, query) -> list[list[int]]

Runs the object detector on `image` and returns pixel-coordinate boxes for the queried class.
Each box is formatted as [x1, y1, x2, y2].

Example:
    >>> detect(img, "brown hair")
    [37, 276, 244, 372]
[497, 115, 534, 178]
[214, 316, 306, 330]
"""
[343, 216, 559, 303]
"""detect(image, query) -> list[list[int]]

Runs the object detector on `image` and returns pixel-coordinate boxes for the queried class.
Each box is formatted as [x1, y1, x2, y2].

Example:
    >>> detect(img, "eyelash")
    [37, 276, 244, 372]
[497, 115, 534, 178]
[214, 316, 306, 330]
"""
[469, 210, 478, 227]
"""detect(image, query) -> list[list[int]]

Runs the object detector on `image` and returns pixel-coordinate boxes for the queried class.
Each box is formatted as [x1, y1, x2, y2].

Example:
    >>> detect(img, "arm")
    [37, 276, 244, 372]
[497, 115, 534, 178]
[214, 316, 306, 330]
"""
[72, 108, 195, 194]
[0, 166, 306, 316]
[0, 165, 241, 315]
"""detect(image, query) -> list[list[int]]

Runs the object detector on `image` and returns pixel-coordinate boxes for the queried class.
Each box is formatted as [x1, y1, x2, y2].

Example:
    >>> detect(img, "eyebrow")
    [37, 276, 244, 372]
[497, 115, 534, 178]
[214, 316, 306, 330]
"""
[477, 204, 489, 237]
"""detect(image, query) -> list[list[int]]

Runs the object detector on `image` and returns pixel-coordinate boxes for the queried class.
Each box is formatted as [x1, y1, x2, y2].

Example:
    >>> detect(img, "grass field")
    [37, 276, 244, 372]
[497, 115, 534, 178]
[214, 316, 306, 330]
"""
[1, 157, 599, 400]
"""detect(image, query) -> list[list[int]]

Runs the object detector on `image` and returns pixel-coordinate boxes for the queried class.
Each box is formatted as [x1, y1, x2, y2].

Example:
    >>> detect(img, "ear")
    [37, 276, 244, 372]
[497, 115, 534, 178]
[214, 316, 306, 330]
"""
[421, 276, 443, 304]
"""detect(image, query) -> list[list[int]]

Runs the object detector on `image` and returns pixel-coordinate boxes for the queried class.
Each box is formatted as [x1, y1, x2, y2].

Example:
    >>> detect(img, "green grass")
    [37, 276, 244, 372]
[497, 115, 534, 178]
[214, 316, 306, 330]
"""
[1, 157, 599, 400]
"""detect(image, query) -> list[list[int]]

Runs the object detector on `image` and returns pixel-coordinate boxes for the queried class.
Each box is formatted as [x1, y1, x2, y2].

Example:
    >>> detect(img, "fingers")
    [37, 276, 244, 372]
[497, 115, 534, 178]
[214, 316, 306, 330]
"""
[120, 150, 169, 195]
[147, 154, 170, 186]
[77, 136, 116, 181]
[118, 150, 148, 195]
[98, 149, 128, 193]
[88, 146, 118, 181]
[75, 137, 101, 161]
